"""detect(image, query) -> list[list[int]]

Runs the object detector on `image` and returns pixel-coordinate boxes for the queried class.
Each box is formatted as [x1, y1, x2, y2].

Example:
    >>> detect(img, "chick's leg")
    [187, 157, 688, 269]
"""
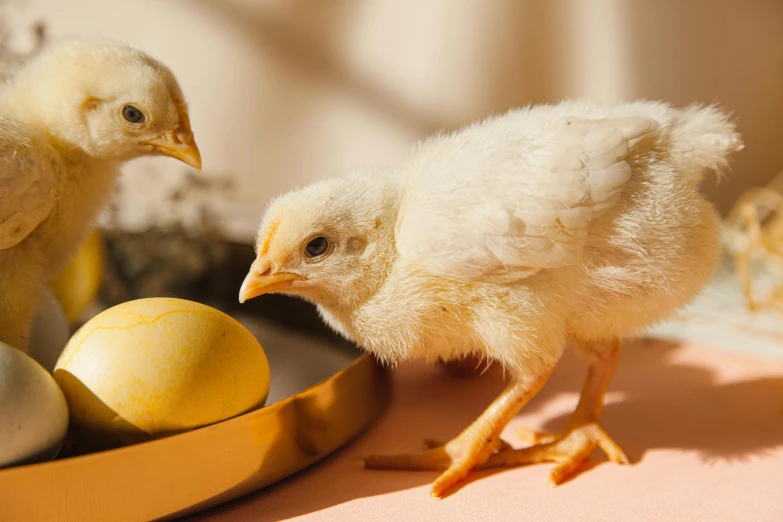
[483, 339, 628, 485]
[362, 368, 553, 498]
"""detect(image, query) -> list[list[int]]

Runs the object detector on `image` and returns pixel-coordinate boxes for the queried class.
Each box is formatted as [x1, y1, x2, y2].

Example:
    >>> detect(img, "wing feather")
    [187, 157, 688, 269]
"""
[395, 112, 657, 281]
[0, 118, 59, 249]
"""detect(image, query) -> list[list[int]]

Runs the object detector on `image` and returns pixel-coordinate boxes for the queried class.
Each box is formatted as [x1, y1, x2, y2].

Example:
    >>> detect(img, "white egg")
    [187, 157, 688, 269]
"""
[0, 341, 69, 468]
[26, 288, 70, 373]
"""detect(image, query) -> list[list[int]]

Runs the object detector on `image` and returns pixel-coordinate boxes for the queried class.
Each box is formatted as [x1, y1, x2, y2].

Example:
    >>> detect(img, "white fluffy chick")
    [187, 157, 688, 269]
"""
[239, 99, 743, 497]
[0, 39, 200, 351]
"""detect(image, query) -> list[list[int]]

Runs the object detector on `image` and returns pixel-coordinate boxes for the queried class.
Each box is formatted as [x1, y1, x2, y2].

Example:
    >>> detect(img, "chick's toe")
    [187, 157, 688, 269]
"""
[482, 422, 629, 485]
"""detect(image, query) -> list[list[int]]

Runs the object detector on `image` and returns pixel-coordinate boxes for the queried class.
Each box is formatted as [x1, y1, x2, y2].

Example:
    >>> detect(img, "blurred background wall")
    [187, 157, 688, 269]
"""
[4, 0, 783, 242]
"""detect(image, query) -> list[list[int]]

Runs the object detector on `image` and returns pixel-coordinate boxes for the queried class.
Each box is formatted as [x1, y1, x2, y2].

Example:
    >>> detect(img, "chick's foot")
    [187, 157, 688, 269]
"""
[362, 370, 553, 498]
[363, 433, 507, 497]
[481, 422, 628, 485]
[481, 338, 629, 485]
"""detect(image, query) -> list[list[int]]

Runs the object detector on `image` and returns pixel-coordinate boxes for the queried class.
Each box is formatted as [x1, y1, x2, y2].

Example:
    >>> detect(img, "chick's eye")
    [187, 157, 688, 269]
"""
[305, 236, 329, 258]
[122, 105, 145, 124]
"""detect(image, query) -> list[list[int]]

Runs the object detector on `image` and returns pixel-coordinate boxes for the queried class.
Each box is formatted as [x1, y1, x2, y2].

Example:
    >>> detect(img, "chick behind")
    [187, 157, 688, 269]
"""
[0, 38, 200, 351]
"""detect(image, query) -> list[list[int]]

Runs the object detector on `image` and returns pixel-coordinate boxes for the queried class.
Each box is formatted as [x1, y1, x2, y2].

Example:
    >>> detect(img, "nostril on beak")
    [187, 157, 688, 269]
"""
[256, 266, 272, 277]
[175, 130, 192, 145]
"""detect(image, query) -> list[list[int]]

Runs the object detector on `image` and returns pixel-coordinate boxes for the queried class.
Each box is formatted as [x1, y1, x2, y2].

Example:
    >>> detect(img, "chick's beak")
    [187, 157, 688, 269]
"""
[146, 130, 202, 170]
[239, 257, 302, 303]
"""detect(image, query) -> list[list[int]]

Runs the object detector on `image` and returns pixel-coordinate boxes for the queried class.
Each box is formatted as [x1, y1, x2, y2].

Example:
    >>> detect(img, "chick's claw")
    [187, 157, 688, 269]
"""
[481, 422, 629, 486]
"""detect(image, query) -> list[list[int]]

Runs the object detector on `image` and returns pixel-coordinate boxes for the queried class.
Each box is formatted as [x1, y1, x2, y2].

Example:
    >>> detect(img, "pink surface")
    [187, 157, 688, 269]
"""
[190, 339, 783, 521]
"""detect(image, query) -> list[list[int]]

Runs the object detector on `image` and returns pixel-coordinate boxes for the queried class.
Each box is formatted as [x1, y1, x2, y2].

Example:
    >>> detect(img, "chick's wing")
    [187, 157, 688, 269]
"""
[395, 114, 657, 281]
[0, 118, 59, 249]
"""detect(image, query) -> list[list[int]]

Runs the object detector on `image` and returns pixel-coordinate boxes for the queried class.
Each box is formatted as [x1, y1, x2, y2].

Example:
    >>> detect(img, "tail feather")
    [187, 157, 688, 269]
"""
[670, 104, 743, 182]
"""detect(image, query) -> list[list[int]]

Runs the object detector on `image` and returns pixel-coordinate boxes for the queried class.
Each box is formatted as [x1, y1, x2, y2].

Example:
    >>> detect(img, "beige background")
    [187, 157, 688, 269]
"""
[6, 0, 783, 241]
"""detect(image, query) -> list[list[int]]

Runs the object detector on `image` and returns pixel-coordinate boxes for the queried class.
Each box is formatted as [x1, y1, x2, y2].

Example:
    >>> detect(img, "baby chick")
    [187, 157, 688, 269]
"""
[240, 100, 743, 497]
[0, 39, 200, 351]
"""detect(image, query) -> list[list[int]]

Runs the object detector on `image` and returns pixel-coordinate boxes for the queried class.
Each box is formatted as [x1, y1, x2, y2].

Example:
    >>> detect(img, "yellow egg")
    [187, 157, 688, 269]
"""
[53, 298, 270, 446]
[52, 229, 105, 324]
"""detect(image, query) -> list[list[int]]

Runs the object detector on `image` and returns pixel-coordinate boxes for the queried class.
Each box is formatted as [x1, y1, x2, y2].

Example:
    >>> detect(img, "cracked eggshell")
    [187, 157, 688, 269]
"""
[53, 298, 270, 446]
[0, 341, 69, 468]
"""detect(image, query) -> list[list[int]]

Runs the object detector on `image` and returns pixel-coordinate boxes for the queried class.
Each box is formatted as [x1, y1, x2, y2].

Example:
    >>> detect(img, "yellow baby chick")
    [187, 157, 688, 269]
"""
[240, 100, 743, 497]
[0, 39, 200, 351]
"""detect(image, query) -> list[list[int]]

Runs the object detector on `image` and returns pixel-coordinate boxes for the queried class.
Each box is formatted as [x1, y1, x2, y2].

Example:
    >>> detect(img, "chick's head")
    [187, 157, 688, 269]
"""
[10, 39, 200, 168]
[240, 174, 400, 309]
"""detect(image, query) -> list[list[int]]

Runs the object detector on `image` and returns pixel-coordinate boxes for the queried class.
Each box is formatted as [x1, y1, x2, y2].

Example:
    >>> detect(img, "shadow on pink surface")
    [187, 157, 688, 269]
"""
[533, 339, 783, 465]
[189, 339, 783, 521]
